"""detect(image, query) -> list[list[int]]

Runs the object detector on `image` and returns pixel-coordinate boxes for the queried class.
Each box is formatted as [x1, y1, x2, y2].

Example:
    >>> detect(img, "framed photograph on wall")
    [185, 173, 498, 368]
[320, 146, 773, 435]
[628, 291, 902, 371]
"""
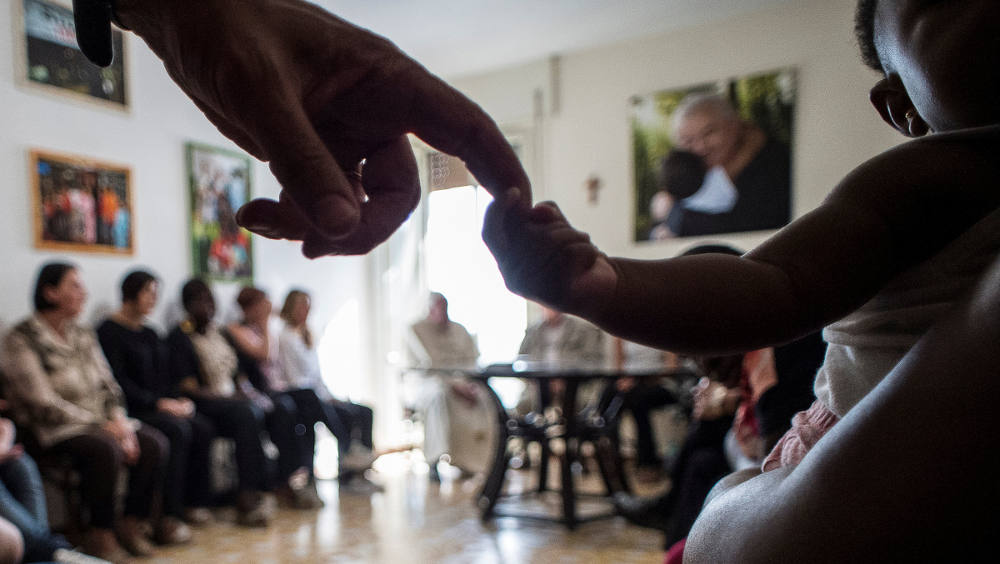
[187, 142, 254, 283]
[631, 67, 796, 242]
[30, 149, 133, 255]
[15, 0, 129, 109]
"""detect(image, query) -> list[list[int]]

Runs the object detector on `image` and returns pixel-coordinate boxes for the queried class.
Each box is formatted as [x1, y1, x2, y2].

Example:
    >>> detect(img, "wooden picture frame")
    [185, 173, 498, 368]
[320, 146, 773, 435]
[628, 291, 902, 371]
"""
[187, 142, 254, 283]
[15, 0, 129, 110]
[30, 149, 134, 255]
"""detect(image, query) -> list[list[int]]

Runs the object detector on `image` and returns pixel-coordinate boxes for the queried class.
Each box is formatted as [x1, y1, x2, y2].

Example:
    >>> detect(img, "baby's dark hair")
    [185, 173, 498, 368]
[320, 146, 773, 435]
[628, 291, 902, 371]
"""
[658, 149, 707, 200]
[855, 0, 881, 71]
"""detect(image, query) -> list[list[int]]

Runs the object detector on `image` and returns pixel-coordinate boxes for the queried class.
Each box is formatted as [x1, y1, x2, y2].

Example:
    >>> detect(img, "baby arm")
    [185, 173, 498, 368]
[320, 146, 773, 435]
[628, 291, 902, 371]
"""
[484, 128, 1000, 355]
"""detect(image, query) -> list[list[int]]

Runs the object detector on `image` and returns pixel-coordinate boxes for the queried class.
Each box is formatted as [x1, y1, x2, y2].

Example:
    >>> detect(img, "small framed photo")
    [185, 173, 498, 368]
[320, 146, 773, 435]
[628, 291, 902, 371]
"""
[187, 142, 254, 283]
[30, 149, 134, 255]
[15, 0, 129, 109]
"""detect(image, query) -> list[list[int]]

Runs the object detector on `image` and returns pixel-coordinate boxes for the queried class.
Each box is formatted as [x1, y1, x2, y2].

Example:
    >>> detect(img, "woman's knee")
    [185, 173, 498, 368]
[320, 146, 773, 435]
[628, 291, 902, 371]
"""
[0, 517, 24, 564]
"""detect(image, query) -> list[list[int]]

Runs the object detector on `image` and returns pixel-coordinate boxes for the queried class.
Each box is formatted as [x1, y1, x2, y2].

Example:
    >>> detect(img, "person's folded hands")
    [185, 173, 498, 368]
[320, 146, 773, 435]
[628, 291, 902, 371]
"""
[115, 0, 530, 256]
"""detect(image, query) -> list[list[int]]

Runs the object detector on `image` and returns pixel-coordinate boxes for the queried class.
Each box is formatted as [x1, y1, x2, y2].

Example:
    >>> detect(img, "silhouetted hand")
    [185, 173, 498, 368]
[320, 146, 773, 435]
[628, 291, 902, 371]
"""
[116, 0, 530, 256]
[483, 192, 616, 313]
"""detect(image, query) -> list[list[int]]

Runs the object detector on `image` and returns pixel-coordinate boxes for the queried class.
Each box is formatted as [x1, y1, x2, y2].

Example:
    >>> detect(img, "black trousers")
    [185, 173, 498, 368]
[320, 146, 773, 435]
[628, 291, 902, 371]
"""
[47, 424, 167, 528]
[619, 384, 677, 467]
[193, 398, 270, 493]
[137, 411, 216, 516]
[268, 391, 315, 479]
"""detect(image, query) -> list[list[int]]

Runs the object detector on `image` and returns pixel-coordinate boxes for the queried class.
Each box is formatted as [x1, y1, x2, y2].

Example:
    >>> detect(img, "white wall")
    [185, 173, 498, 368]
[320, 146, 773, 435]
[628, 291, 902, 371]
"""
[450, 0, 902, 260]
[0, 0, 373, 401]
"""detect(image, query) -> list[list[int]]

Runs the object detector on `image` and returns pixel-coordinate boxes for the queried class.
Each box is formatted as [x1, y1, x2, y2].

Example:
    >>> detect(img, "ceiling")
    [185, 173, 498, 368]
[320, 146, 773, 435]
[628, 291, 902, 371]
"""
[317, 0, 787, 78]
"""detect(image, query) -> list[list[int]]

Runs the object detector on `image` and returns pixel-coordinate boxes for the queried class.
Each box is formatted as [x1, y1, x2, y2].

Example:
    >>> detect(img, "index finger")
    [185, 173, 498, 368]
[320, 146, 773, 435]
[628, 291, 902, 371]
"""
[402, 67, 531, 204]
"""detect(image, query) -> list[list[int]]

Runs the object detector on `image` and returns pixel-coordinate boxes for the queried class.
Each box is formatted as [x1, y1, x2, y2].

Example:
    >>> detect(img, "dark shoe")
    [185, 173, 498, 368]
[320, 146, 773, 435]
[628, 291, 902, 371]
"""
[182, 507, 213, 526]
[236, 491, 270, 528]
[154, 516, 192, 545]
[79, 529, 131, 564]
[116, 517, 155, 557]
[613, 492, 670, 531]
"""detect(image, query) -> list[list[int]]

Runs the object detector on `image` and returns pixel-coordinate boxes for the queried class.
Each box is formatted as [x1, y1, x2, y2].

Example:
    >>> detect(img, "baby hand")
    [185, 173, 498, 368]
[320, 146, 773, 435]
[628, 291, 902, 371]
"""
[482, 190, 617, 316]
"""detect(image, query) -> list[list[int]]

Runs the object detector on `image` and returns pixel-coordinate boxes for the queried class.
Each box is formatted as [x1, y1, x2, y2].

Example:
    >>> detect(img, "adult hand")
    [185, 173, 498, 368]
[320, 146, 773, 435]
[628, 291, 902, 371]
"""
[0, 419, 23, 463]
[449, 381, 479, 407]
[115, 0, 530, 256]
[102, 418, 140, 465]
[157, 397, 195, 418]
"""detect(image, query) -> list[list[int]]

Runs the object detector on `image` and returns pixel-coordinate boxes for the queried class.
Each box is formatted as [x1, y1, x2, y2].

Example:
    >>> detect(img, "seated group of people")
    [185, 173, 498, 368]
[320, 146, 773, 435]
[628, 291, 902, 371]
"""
[0, 262, 376, 564]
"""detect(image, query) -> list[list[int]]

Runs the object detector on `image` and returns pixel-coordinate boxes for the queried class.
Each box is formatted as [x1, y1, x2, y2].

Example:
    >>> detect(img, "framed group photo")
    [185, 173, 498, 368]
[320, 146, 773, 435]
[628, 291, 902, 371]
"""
[15, 0, 129, 109]
[187, 142, 254, 283]
[30, 149, 133, 255]
[631, 67, 796, 242]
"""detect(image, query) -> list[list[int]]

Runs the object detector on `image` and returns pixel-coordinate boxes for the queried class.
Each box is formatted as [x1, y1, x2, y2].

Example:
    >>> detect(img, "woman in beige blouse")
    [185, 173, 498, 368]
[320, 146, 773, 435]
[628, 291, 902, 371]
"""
[0, 263, 170, 563]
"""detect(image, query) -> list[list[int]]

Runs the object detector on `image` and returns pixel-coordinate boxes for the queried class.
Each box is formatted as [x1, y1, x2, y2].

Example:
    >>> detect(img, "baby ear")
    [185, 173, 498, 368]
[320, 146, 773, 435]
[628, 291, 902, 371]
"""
[869, 76, 930, 138]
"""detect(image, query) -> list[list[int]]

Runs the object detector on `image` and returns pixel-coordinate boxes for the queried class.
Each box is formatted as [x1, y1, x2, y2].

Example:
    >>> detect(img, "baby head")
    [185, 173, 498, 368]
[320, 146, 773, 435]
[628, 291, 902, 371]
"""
[857, 0, 1000, 136]
[658, 149, 707, 201]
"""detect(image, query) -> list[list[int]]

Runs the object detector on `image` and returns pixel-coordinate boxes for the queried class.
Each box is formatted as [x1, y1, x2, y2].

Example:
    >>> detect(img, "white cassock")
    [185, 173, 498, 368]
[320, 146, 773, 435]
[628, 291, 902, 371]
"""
[406, 319, 496, 473]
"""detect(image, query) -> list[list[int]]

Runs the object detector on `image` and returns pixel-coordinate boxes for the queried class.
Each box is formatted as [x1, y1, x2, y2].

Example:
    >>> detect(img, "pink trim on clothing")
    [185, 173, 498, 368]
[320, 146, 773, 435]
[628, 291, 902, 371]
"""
[761, 399, 840, 471]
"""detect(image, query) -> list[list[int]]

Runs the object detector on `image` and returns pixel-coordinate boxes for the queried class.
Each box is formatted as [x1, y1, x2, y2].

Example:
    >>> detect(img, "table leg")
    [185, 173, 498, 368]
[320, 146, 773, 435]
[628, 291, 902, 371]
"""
[476, 377, 511, 520]
[561, 379, 580, 530]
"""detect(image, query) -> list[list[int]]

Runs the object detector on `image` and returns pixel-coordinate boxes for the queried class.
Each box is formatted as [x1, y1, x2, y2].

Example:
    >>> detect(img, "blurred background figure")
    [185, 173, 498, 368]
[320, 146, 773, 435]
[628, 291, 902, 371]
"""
[407, 293, 495, 481]
[277, 289, 379, 493]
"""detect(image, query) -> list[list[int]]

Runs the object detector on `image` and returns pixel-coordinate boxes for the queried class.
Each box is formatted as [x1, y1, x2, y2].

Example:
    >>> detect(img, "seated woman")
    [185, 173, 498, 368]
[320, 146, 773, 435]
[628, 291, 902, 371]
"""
[0, 262, 169, 562]
[0, 409, 107, 564]
[225, 287, 324, 506]
[97, 270, 216, 532]
[276, 289, 378, 490]
[166, 279, 302, 524]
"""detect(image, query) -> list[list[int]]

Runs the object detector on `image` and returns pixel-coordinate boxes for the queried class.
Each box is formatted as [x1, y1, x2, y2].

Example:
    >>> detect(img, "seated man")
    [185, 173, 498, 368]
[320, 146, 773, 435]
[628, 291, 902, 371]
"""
[406, 293, 495, 481]
[516, 305, 607, 414]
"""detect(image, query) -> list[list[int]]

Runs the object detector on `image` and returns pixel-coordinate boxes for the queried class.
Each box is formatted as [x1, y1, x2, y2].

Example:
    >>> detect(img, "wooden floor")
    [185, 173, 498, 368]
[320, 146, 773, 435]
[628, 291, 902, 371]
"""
[145, 452, 668, 563]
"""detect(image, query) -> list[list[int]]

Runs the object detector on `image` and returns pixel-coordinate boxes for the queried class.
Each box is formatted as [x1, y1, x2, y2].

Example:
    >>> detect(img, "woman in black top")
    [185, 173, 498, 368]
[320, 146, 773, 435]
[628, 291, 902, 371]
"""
[97, 270, 215, 540]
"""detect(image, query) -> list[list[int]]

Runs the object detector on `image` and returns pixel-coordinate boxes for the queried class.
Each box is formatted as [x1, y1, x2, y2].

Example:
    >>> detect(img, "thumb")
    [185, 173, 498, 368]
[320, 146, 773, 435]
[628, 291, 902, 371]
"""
[241, 84, 361, 240]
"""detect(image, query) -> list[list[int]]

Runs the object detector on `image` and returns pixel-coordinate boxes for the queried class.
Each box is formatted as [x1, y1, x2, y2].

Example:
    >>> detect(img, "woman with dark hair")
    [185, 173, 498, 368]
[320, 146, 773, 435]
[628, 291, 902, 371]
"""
[0, 262, 170, 563]
[165, 279, 278, 526]
[97, 269, 217, 536]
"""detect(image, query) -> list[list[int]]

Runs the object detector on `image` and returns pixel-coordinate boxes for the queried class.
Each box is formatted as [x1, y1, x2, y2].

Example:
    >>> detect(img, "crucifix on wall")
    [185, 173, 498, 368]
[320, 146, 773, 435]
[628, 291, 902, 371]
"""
[586, 175, 602, 205]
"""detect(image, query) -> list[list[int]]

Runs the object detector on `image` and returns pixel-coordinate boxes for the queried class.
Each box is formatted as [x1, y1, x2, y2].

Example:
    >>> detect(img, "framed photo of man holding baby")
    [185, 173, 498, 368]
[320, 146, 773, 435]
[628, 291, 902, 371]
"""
[631, 67, 796, 242]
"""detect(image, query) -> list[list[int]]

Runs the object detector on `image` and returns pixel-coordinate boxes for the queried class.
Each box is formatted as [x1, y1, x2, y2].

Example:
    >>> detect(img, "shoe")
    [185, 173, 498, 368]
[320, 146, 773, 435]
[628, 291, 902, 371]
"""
[297, 481, 325, 509]
[340, 445, 378, 473]
[53, 548, 113, 564]
[154, 516, 192, 545]
[79, 528, 131, 564]
[116, 517, 155, 557]
[634, 464, 666, 484]
[236, 491, 271, 528]
[613, 492, 670, 531]
[183, 507, 213, 526]
[340, 475, 384, 494]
